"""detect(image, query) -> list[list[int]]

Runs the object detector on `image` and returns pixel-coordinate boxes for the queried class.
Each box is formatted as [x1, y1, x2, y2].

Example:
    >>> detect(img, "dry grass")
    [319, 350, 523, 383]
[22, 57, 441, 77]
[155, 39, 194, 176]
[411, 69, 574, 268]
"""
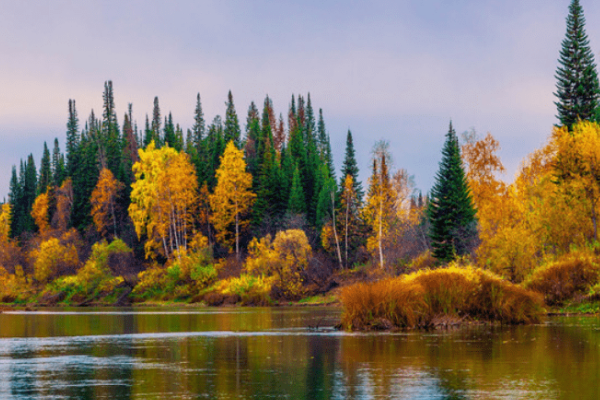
[340, 265, 544, 330]
[524, 250, 600, 305]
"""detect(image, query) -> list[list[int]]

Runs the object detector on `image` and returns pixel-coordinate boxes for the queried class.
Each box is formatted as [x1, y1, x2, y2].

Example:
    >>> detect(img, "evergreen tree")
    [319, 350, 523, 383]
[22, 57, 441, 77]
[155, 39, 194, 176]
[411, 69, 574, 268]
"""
[66, 99, 80, 178]
[8, 166, 21, 238]
[288, 165, 305, 215]
[224, 90, 241, 147]
[38, 142, 51, 194]
[52, 138, 66, 187]
[71, 112, 100, 231]
[120, 104, 138, 188]
[428, 122, 477, 262]
[192, 93, 206, 152]
[101, 80, 121, 175]
[317, 108, 335, 180]
[163, 112, 177, 149]
[151, 96, 162, 146]
[555, 0, 600, 129]
[340, 130, 363, 203]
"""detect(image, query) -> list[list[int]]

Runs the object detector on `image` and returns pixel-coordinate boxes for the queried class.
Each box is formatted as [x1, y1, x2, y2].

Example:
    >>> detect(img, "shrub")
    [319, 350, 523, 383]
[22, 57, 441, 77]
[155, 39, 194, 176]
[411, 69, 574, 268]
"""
[245, 229, 311, 299]
[31, 238, 79, 283]
[341, 265, 544, 330]
[212, 274, 274, 305]
[132, 235, 217, 302]
[524, 249, 600, 305]
[0, 266, 29, 303]
[42, 238, 131, 303]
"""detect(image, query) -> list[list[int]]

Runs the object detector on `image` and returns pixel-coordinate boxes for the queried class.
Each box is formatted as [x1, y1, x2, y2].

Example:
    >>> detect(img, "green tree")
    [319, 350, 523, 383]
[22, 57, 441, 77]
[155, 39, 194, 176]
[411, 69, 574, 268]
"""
[555, 0, 600, 129]
[288, 165, 305, 215]
[38, 142, 51, 194]
[340, 130, 363, 203]
[428, 122, 477, 262]
[65, 99, 79, 178]
[224, 90, 241, 147]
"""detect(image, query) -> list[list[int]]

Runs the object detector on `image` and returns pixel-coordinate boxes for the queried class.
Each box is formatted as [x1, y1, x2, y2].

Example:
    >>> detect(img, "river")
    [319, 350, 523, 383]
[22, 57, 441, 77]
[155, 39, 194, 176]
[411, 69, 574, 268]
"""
[0, 307, 597, 399]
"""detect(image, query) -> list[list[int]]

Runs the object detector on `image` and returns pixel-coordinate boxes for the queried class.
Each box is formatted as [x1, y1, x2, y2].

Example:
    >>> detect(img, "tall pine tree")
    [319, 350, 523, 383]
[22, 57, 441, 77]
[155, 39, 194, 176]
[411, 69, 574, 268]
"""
[428, 122, 477, 262]
[555, 0, 600, 129]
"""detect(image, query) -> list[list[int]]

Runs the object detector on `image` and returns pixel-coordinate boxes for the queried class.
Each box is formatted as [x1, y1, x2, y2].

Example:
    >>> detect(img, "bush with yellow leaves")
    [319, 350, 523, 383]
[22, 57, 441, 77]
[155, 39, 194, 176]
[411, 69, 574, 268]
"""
[245, 229, 312, 299]
[31, 238, 79, 283]
[0, 266, 29, 303]
[48, 238, 130, 303]
[132, 233, 217, 301]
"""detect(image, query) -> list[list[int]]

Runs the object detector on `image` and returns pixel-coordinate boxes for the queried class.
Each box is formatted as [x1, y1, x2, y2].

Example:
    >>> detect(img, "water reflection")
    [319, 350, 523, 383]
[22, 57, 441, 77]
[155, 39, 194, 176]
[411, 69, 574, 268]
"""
[0, 309, 598, 399]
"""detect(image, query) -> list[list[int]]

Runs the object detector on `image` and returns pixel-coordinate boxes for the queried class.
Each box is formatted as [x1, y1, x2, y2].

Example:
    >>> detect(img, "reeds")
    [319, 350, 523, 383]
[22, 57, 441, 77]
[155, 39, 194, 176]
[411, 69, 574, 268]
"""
[340, 265, 544, 330]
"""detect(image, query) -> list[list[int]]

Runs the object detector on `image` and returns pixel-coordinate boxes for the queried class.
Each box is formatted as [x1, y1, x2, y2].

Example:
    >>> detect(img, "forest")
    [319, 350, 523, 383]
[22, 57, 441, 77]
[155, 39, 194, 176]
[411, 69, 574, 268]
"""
[1, 0, 600, 322]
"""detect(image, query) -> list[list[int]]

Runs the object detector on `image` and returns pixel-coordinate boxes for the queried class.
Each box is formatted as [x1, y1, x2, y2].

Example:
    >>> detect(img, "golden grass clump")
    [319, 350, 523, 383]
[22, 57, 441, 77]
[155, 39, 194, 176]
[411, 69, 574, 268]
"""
[341, 265, 544, 330]
[524, 249, 600, 305]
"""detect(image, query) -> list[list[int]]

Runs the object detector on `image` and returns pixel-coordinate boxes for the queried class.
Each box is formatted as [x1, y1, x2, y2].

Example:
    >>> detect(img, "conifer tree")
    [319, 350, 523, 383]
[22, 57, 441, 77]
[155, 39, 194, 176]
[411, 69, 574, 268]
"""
[38, 142, 51, 194]
[340, 130, 363, 203]
[66, 99, 79, 178]
[52, 138, 66, 187]
[120, 104, 138, 188]
[192, 93, 206, 151]
[151, 96, 162, 146]
[101, 80, 121, 175]
[555, 0, 600, 129]
[428, 122, 477, 262]
[224, 91, 241, 147]
[163, 112, 177, 149]
[288, 165, 305, 215]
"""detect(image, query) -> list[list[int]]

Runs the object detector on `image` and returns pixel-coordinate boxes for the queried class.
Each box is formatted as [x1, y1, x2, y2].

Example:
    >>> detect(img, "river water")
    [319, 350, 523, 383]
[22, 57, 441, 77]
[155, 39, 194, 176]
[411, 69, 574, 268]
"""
[0, 307, 597, 399]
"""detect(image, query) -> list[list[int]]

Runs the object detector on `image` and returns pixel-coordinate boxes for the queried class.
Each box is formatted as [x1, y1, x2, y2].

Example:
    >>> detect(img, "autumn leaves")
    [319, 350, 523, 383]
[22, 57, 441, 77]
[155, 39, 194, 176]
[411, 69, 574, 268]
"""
[129, 140, 254, 261]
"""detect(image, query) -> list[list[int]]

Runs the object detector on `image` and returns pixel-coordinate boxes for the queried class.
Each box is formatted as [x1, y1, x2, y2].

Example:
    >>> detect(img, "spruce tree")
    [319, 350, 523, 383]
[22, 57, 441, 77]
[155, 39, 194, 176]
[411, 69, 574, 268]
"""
[428, 122, 477, 262]
[51, 138, 65, 187]
[101, 80, 121, 175]
[340, 130, 363, 203]
[66, 99, 79, 178]
[192, 93, 206, 151]
[38, 142, 51, 194]
[224, 90, 241, 147]
[554, 0, 600, 129]
[151, 96, 162, 146]
[288, 165, 305, 215]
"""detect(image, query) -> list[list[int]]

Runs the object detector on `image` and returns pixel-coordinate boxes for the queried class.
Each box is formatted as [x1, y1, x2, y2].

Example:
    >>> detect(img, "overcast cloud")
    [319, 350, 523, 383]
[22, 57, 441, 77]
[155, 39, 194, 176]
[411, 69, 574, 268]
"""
[0, 0, 595, 198]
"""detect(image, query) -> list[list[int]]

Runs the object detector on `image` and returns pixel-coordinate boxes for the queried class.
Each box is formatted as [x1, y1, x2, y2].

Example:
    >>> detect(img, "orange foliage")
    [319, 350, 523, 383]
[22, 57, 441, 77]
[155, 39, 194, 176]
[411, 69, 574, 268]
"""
[31, 192, 50, 234]
[91, 168, 124, 237]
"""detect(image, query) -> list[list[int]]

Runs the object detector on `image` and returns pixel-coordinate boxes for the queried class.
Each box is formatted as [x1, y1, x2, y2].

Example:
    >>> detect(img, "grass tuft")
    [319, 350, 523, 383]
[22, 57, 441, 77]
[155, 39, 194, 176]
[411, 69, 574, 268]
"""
[340, 265, 544, 330]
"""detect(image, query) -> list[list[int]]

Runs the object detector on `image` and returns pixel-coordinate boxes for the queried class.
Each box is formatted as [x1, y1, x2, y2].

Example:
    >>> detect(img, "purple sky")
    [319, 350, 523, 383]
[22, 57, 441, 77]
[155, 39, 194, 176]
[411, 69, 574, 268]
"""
[0, 0, 596, 199]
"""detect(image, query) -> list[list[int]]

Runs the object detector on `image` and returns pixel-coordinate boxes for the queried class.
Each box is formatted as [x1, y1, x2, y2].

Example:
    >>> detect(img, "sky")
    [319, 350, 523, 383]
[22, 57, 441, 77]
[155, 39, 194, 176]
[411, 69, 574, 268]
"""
[0, 0, 596, 199]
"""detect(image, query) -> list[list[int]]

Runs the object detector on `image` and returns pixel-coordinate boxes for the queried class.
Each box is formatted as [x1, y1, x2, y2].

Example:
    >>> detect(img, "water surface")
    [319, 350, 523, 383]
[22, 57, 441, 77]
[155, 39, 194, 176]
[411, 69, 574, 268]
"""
[0, 307, 598, 399]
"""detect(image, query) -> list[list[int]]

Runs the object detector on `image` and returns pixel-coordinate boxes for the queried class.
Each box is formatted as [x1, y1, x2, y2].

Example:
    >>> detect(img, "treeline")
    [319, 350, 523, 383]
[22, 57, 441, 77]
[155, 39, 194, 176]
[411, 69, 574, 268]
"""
[4, 81, 430, 273]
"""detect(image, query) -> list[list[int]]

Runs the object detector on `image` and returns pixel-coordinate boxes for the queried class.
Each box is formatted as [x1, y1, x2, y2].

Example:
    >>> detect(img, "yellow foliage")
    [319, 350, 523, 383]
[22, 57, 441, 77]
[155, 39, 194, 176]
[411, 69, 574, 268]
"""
[0, 203, 11, 242]
[552, 121, 600, 240]
[31, 192, 50, 234]
[31, 238, 79, 283]
[53, 178, 74, 233]
[524, 248, 600, 305]
[129, 141, 198, 259]
[213, 274, 275, 305]
[245, 229, 311, 299]
[91, 168, 124, 237]
[210, 141, 255, 255]
[362, 157, 394, 269]
[341, 265, 544, 330]
[0, 265, 28, 302]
